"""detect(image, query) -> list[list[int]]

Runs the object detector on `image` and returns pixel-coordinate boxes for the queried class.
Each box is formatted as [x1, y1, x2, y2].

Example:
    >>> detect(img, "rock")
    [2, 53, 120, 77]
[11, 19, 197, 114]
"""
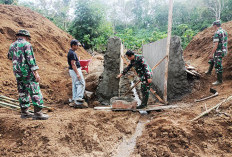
[85, 81, 98, 92]
[85, 91, 94, 100]
[92, 101, 100, 107]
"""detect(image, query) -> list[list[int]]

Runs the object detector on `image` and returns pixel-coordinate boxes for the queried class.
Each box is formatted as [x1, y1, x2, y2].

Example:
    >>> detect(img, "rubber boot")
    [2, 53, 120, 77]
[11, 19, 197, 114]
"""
[33, 106, 49, 120]
[136, 104, 147, 109]
[205, 63, 214, 75]
[212, 73, 223, 85]
[21, 107, 33, 119]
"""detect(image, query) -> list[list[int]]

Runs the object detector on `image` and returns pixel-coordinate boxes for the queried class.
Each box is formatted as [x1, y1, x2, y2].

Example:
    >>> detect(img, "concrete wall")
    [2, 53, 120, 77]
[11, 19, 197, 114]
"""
[96, 37, 123, 104]
[143, 36, 190, 100]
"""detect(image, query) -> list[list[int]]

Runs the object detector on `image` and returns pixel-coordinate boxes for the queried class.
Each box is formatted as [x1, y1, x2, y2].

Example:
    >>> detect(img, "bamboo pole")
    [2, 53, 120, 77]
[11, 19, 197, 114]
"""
[191, 96, 232, 121]
[0, 95, 18, 102]
[0, 98, 19, 106]
[0, 95, 53, 111]
[0, 103, 18, 111]
[164, 0, 174, 103]
[0, 101, 20, 109]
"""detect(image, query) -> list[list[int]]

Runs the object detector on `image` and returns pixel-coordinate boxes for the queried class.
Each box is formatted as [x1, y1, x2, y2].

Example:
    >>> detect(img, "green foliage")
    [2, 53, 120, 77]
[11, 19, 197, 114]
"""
[173, 24, 196, 48]
[0, 0, 17, 5]
[115, 28, 167, 51]
[15, 0, 232, 51]
[69, 0, 113, 50]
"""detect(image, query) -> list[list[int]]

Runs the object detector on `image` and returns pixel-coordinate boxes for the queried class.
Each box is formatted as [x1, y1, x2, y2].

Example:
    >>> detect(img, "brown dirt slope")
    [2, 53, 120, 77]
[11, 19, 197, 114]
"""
[184, 21, 232, 80]
[0, 4, 91, 103]
[182, 21, 232, 102]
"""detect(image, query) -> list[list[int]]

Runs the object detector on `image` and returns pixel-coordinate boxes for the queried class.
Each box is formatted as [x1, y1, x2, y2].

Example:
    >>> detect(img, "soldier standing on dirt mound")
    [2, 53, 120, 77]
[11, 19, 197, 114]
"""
[67, 39, 86, 108]
[117, 50, 153, 109]
[205, 20, 228, 85]
[7, 29, 49, 120]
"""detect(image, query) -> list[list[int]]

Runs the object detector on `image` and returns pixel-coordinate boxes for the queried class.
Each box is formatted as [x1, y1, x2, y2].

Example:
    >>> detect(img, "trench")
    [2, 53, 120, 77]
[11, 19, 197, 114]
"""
[113, 81, 149, 157]
[113, 118, 150, 157]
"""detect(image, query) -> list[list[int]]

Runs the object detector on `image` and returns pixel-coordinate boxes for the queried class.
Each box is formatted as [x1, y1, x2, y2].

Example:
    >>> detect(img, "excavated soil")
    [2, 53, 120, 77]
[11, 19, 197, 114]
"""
[0, 4, 232, 157]
[0, 4, 91, 104]
[133, 21, 232, 157]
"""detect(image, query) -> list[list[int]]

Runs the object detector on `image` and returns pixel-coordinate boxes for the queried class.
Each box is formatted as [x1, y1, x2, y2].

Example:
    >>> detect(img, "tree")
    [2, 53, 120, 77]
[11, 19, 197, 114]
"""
[203, 0, 225, 20]
[69, 0, 113, 50]
[0, 0, 17, 5]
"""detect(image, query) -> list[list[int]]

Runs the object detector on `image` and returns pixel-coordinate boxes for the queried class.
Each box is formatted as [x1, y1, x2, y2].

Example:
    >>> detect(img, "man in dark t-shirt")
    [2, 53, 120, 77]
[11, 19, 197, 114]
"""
[67, 39, 85, 107]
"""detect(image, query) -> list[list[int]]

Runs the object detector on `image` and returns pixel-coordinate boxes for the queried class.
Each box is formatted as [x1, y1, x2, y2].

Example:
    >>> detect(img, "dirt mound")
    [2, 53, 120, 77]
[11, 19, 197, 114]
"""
[135, 99, 232, 157]
[184, 21, 232, 80]
[183, 21, 232, 103]
[0, 4, 91, 103]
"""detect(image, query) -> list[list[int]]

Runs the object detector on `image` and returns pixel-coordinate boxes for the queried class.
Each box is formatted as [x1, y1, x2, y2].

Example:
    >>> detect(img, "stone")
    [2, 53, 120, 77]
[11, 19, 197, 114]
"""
[85, 91, 94, 100]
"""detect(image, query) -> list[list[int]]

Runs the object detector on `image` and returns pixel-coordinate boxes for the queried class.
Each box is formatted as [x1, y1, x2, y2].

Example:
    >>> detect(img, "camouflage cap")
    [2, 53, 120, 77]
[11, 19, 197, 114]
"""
[16, 29, 31, 37]
[212, 20, 221, 26]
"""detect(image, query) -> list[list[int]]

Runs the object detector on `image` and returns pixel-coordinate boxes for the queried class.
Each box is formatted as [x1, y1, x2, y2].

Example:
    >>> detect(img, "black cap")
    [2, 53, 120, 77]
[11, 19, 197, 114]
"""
[70, 39, 81, 47]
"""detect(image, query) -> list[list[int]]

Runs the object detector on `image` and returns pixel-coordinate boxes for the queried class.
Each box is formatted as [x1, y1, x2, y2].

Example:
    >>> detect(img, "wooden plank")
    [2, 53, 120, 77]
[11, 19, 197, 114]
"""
[150, 88, 165, 104]
[123, 80, 141, 96]
[111, 105, 178, 112]
[135, 105, 178, 111]
[164, 0, 174, 103]
[152, 55, 168, 71]
[94, 106, 112, 110]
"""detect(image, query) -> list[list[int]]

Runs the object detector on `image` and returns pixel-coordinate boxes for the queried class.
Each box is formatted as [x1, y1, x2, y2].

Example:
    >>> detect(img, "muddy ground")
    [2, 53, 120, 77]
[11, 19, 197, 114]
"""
[0, 4, 232, 157]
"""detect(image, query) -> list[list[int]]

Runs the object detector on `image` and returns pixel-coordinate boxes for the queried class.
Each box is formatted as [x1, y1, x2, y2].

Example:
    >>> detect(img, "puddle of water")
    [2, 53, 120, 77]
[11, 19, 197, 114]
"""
[113, 119, 150, 157]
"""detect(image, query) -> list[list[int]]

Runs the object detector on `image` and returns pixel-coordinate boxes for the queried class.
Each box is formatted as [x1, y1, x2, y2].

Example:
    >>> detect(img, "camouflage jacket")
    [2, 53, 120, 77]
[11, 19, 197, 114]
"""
[122, 54, 152, 82]
[213, 27, 228, 56]
[8, 38, 39, 79]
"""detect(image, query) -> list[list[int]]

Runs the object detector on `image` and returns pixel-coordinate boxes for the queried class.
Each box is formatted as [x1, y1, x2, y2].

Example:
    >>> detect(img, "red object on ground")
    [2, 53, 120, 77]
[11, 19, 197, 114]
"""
[79, 58, 91, 73]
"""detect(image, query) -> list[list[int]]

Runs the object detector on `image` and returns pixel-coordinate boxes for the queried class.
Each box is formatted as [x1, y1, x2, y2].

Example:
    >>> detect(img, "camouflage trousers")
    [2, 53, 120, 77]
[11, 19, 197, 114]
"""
[16, 78, 44, 109]
[208, 51, 223, 74]
[141, 81, 151, 106]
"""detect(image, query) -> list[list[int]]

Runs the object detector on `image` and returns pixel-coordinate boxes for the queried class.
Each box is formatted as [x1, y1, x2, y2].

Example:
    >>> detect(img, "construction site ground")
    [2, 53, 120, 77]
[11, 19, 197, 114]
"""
[0, 5, 232, 157]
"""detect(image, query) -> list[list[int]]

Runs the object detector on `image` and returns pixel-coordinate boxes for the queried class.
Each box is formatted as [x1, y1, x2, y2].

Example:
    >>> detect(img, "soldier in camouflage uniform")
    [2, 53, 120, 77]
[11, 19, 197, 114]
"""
[117, 50, 153, 109]
[205, 20, 228, 85]
[8, 29, 49, 120]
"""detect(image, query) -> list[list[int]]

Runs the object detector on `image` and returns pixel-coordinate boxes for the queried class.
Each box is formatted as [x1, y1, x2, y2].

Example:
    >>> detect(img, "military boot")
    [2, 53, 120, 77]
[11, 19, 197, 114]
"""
[205, 63, 214, 75]
[136, 104, 147, 109]
[21, 107, 33, 119]
[212, 73, 223, 85]
[33, 106, 49, 120]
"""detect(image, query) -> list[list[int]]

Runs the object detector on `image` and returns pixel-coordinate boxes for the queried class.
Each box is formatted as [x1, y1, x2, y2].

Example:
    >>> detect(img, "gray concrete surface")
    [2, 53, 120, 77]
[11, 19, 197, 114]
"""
[143, 36, 190, 100]
[96, 37, 123, 104]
